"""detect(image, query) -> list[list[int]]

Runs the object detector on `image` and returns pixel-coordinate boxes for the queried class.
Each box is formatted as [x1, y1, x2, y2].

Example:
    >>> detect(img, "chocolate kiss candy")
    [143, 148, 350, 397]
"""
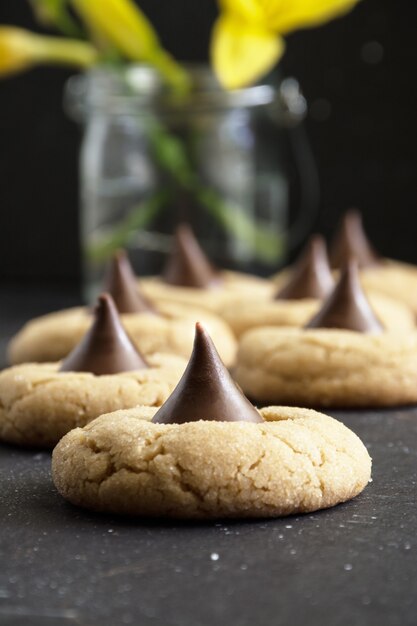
[152, 323, 262, 424]
[60, 293, 148, 375]
[305, 260, 383, 333]
[275, 235, 334, 300]
[104, 250, 156, 314]
[162, 223, 221, 289]
[329, 209, 380, 269]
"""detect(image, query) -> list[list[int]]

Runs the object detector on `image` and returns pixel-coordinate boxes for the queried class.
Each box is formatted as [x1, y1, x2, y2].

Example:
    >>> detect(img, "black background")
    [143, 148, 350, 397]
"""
[0, 0, 416, 283]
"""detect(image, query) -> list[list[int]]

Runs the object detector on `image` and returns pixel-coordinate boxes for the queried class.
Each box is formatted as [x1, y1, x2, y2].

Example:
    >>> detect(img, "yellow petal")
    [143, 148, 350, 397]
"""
[211, 14, 284, 89]
[70, 0, 159, 60]
[219, 0, 265, 23]
[261, 0, 361, 34]
[70, 0, 189, 92]
[0, 27, 95, 77]
[0, 27, 35, 76]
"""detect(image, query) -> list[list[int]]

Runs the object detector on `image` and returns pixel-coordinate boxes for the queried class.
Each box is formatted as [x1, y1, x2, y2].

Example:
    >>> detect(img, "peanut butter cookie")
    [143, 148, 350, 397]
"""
[52, 405, 371, 519]
[233, 233, 414, 337]
[222, 292, 415, 338]
[328, 209, 417, 315]
[0, 355, 184, 448]
[139, 223, 273, 313]
[235, 327, 417, 407]
[235, 263, 417, 407]
[1, 295, 186, 447]
[52, 323, 371, 518]
[8, 301, 236, 367]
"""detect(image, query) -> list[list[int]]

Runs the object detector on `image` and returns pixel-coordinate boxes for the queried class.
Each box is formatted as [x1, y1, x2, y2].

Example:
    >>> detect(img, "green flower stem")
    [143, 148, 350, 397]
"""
[149, 49, 191, 96]
[193, 184, 285, 263]
[147, 121, 284, 262]
[87, 190, 169, 263]
[147, 121, 195, 188]
[88, 119, 284, 264]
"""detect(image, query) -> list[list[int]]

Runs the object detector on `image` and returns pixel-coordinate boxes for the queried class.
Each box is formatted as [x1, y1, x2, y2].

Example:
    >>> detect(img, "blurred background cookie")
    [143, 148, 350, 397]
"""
[8, 250, 237, 367]
[235, 262, 417, 407]
[140, 223, 274, 313]
[226, 235, 415, 337]
[0, 294, 186, 448]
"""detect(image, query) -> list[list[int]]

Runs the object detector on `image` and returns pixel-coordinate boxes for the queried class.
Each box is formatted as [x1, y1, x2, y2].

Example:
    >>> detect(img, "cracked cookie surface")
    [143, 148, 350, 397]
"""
[52, 405, 371, 519]
[235, 327, 417, 407]
[8, 301, 237, 367]
[222, 292, 415, 338]
[0, 354, 185, 448]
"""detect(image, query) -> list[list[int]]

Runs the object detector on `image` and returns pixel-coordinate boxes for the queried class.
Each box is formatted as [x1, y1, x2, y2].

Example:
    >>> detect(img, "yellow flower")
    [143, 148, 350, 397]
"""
[212, 0, 361, 89]
[0, 26, 96, 77]
[70, 0, 190, 93]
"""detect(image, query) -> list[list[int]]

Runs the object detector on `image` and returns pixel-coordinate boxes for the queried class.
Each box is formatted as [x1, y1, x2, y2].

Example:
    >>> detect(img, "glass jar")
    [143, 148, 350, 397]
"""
[66, 65, 314, 298]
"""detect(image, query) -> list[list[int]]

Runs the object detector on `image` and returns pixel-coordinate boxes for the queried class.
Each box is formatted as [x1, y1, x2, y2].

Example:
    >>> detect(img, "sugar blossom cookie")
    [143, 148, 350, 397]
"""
[330, 209, 417, 316]
[8, 250, 237, 367]
[52, 324, 371, 519]
[139, 223, 273, 313]
[235, 261, 417, 407]
[0, 294, 186, 448]
[224, 235, 414, 337]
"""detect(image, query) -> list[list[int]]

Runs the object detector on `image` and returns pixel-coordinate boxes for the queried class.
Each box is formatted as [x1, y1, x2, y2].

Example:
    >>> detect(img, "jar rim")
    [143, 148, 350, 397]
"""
[65, 63, 306, 122]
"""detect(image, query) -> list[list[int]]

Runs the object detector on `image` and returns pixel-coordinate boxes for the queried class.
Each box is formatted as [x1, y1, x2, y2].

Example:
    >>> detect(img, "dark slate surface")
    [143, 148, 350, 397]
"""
[0, 288, 416, 626]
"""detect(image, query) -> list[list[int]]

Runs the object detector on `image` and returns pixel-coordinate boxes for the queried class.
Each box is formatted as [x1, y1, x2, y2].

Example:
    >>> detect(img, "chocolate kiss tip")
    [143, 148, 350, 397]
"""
[59, 293, 148, 375]
[104, 249, 156, 314]
[152, 322, 262, 424]
[305, 260, 383, 333]
[162, 223, 221, 289]
[329, 209, 380, 269]
[275, 234, 334, 300]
